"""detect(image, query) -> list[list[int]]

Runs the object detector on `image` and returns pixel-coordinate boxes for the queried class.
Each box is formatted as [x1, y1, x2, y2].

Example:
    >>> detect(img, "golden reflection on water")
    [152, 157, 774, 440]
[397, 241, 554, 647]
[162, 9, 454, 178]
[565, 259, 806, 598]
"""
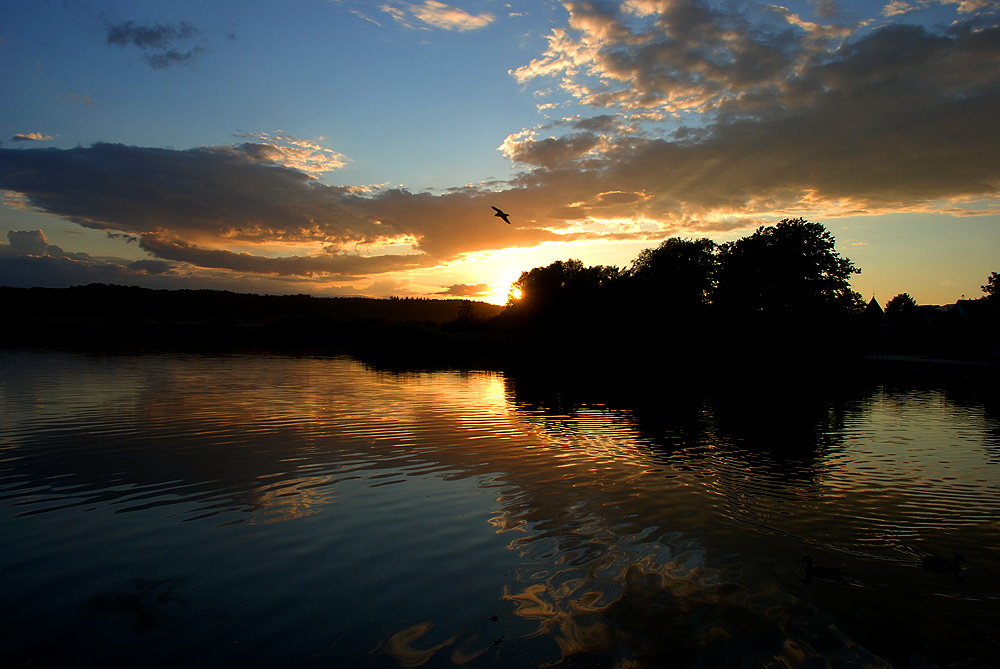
[2, 352, 999, 668]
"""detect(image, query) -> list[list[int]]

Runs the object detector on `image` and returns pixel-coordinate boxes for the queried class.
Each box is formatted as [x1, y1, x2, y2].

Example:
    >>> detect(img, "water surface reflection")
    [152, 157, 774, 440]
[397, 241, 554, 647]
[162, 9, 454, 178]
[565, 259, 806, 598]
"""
[1, 351, 998, 668]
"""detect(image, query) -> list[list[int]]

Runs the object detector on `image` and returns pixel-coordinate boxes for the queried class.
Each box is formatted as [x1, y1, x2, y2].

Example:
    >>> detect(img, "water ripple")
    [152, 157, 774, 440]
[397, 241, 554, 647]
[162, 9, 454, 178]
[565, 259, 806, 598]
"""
[3, 352, 1000, 668]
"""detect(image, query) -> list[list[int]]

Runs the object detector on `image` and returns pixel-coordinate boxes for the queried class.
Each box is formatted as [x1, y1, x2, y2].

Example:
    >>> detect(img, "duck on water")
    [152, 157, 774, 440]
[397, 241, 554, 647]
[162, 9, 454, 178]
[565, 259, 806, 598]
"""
[798, 555, 846, 583]
[922, 554, 968, 575]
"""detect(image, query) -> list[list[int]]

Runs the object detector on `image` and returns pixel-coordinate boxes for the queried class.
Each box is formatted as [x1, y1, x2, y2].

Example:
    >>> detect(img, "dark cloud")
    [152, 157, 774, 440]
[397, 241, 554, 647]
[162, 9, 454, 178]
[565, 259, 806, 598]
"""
[514, 0, 835, 114]
[812, 0, 840, 19]
[146, 47, 208, 69]
[137, 235, 433, 278]
[565, 115, 623, 132]
[0, 142, 572, 278]
[0, 229, 177, 288]
[436, 283, 492, 297]
[105, 20, 206, 68]
[505, 5, 1000, 220]
[0, 253, 153, 289]
[502, 132, 608, 168]
[106, 20, 199, 49]
[0, 229, 350, 294]
[127, 259, 174, 274]
[1, 229, 90, 260]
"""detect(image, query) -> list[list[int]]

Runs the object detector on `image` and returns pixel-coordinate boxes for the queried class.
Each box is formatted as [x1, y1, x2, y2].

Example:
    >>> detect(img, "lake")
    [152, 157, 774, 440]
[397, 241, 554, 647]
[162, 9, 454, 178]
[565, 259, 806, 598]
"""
[2, 351, 998, 668]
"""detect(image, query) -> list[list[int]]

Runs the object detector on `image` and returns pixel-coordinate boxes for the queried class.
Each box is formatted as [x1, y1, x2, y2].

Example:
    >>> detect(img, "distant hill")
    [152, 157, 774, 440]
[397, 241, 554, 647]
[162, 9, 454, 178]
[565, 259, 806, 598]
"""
[1, 283, 504, 353]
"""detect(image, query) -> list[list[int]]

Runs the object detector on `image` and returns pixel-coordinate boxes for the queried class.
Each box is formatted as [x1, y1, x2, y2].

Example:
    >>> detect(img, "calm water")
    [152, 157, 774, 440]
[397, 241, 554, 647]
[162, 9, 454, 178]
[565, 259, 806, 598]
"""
[2, 351, 999, 668]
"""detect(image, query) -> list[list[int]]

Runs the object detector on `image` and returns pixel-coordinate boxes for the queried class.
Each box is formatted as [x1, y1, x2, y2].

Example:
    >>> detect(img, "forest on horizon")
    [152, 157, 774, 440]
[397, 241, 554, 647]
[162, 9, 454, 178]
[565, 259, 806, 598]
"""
[3, 219, 998, 368]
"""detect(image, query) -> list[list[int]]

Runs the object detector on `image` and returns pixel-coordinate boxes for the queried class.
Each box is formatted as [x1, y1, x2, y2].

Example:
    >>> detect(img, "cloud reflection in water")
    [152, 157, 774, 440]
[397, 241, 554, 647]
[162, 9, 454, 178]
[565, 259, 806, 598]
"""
[1, 352, 998, 667]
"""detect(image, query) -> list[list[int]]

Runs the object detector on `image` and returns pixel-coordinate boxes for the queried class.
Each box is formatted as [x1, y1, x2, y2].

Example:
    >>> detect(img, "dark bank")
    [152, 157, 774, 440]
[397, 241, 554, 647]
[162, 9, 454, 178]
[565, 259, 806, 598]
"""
[4, 219, 997, 376]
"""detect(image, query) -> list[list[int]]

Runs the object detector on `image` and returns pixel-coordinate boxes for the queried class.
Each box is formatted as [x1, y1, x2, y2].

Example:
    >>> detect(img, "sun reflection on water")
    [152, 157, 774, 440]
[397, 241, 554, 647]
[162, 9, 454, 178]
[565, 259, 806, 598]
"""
[2, 352, 999, 668]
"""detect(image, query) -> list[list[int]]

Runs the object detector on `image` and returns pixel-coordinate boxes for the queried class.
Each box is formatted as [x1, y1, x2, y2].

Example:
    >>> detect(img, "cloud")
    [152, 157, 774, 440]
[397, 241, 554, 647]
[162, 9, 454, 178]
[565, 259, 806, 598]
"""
[882, 1, 915, 17]
[813, 0, 840, 19]
[351, 9, 382, 26]
[0, 228, 357, 293]
[0, 141, 566, 280]
[3, 2, 1000, 289]
[0, 229, 180, 288]
[500, 129, 610, 168]
[145, 47, 208, 69]
[61, 94, 94, 105]
[1, 229, 90, 260]
[367, 278, 416, 296]
[513, 0, 855, 115]
[11, 133, 53, 142]
[137, 235, 432, 279]
[381, 1, 495, 31]
[502, 2, 1000, 220]
[128, 258, 174, 274]
[437, 282, 493, 296]
[232, 132, 348, 176]
[106, 20, 199, 49]
[105, 20, 207, 68]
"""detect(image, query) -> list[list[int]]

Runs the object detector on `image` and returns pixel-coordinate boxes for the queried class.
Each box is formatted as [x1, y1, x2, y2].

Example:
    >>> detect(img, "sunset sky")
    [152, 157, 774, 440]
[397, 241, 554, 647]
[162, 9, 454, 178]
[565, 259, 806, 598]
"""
[2, 0, 998, 305]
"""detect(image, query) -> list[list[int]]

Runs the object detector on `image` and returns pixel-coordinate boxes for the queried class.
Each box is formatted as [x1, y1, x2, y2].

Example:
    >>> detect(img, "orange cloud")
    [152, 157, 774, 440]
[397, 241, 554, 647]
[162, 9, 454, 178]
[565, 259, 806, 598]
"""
[11, 132, 53, 142]
[381, 1, 494, 31]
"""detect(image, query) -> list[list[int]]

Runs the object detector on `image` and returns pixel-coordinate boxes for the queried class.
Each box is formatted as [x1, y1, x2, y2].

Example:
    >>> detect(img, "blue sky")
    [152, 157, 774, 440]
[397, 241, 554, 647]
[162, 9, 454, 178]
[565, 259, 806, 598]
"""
[2, 0, 998, 304]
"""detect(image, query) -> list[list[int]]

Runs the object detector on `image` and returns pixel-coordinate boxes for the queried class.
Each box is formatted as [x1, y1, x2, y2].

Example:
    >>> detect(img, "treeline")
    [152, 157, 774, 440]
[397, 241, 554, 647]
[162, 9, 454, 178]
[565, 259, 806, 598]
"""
[461, 217, 997, 366]
[871, 275, 999, 359]
[0, 283, 504, 354]
[486, 218, 866, 355]
[0, 283, 503, 325]
[4, 219, 996, 368]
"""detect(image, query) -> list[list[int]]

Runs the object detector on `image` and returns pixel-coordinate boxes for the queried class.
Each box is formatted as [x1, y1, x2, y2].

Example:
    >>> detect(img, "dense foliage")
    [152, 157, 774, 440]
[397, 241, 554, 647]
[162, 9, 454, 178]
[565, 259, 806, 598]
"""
[506, 258, 622, 322]
[712, 219, 863, 319]
[4, 219, 995, 365]
[626, 237, 717, 309]
[984, 272, 999, 302]
[505, 218, 864, 333]
[499, 218, 996, 361]
[885, 293, 918, 315]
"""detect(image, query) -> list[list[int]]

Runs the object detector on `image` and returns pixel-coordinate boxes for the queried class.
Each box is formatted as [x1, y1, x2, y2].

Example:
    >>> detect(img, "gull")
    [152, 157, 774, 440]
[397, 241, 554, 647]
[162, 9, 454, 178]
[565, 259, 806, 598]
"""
[492, 206, 511, 224]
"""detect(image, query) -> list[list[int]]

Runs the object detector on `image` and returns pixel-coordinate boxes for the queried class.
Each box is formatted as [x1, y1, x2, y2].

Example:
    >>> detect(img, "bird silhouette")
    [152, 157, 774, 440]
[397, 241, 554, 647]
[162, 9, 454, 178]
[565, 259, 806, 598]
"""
[922, 553, 967, 575]
[492, 206, 511, 224]
[798, 555, 845, 583]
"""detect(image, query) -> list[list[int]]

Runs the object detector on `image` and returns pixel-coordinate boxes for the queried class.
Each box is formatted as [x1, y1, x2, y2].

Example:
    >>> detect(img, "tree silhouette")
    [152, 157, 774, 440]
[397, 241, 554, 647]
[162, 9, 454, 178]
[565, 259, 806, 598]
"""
[625, 237, 717, 310]
[885, 292, 918, 316]
[983, 272, 999, 302]
[507, 258, 621, 323]
[981, 272, 1000, 342]
[713, 218, 863, 323]
[457, 299, 477, 321]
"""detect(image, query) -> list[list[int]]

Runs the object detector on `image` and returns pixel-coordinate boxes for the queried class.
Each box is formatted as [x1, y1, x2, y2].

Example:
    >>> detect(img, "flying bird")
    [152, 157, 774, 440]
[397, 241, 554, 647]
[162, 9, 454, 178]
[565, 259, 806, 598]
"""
[492, 206, 511, 224]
